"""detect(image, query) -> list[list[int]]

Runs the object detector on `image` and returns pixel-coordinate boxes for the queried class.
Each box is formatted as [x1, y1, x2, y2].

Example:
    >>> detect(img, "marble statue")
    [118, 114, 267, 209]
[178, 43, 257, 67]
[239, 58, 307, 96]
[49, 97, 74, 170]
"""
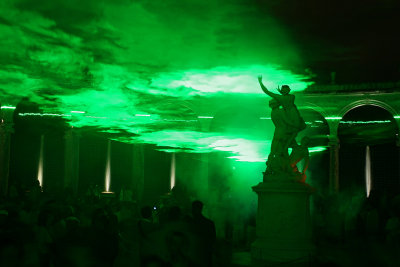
[258, 76, 308, 181]
[289, 136, 310, 182]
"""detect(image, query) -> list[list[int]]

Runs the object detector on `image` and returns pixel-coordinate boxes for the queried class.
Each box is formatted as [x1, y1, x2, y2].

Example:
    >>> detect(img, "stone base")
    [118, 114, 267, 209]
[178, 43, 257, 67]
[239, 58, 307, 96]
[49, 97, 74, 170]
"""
[251, 180, 315, 264]
[252, 238, 314, 263]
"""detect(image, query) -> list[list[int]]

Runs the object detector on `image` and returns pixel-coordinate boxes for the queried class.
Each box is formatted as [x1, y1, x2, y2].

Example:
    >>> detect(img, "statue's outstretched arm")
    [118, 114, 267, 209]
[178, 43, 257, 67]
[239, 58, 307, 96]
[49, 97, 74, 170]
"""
[258, 76, 279, 99]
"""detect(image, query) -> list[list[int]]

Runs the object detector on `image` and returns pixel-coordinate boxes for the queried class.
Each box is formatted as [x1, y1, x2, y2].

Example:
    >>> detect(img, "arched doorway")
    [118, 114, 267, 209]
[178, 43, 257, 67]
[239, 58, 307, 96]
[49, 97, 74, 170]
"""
[338, 105, 399, 195]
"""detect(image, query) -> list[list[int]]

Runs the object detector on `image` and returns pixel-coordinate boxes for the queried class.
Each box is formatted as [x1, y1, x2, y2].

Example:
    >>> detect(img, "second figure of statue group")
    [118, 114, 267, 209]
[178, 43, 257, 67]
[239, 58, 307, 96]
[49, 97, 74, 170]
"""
[258, 76, 309, 182]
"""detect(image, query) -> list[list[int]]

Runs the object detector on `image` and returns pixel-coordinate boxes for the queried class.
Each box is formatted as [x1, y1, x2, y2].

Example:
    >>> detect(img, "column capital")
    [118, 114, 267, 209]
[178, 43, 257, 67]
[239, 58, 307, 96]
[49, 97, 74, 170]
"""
[64, 127, 82, 139]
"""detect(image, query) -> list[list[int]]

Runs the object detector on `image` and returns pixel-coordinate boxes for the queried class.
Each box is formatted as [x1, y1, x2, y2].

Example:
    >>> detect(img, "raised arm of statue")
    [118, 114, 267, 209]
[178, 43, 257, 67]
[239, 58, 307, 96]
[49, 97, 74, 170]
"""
[258, 75, 280, 99]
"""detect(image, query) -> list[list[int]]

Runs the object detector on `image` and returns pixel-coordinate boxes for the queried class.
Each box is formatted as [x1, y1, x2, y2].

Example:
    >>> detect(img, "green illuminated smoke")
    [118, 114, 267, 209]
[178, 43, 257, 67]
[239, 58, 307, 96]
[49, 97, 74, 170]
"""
[149, 65, 312, 95]
[0, 0, 315, 162]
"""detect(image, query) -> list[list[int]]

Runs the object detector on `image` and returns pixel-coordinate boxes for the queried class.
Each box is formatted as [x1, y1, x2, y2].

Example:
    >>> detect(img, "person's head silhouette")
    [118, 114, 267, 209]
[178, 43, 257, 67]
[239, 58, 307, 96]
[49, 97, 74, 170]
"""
[192, 200, 203, 217]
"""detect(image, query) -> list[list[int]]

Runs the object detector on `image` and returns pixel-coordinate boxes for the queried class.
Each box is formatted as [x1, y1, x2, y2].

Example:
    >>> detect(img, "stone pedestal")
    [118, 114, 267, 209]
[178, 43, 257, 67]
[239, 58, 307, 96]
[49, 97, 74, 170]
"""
[251, 181, 314, 264]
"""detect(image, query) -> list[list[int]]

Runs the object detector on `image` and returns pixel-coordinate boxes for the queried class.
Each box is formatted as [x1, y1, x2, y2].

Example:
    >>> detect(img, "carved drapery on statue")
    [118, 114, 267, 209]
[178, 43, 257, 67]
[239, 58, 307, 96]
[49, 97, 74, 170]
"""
[258, 76, 309, 182]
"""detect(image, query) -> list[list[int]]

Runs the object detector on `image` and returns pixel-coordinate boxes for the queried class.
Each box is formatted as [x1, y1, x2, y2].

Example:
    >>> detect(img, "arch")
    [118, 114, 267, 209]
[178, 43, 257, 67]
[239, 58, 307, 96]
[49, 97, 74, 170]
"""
[339, 99, 398, 119]
[298, 102, 339, 139]
[298, 102, 329, 119]
[338, 99, 400, 137]
[338, 104, 398, 145]
[337, 104, 400, 194]
[297, 106, 330, 145]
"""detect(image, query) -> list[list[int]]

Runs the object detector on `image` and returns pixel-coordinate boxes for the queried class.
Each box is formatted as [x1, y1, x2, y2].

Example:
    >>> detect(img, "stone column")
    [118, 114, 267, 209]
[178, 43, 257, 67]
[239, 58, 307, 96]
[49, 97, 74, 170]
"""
[0, 107, 15, 197]
[397, 135, 400, 190]
[132, 143, 144, 202]
[64, 128, 80, 195]
[251, 181, 314, 264]
[200, 153, 209, 197]
[329, 137, 340, 192]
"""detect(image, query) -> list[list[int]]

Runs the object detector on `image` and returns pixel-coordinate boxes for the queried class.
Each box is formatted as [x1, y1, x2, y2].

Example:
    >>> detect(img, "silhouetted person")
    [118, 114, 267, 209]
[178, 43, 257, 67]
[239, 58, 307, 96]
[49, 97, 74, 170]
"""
[166, 206, 182, 222]
[139, 206, 157, 238]
[139, 206, 158, 264]
[190, 200, 216, 266]
[87, 208, 119, 267]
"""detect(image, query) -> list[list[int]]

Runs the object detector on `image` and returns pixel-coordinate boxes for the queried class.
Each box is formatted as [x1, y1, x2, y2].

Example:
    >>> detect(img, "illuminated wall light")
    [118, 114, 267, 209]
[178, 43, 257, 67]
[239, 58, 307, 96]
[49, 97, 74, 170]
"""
[170, 153, 176, 190]
[18, 113, 71, 117]
[309, 147, 327, 153]
[1, 106, 16, 110]
[365, 145, 372, 197]
[104, 140, 111, 192]
[135, 114, 151, 117]
[325, 116, 342, 120]
[340, 120, 391, 124]
[70, 111, 86, 114]
[162, 119, 197, 122]
[85, 116, 107, 119]
[394, 115, 400, 119]
[259, 117, 271, 120]
[37, 135, 44, 189]
[197, 116, 214, 119]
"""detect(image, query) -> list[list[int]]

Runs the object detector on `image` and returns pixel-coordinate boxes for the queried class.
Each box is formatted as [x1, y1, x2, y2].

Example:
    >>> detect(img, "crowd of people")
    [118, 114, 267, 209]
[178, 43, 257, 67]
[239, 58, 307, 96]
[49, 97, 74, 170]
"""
[2, 179, 400, 266]
[312, 189, 400, 243]
[0, 183, 217, 267]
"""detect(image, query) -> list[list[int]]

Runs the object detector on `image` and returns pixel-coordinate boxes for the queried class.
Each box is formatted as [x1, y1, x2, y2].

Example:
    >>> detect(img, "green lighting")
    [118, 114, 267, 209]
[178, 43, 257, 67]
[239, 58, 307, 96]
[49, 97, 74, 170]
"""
[1, 106, 16, 110]
[340, 120, 391, 124]
[85, 116, 107, 119]
[325, 116, 342, 120]
[150, 65, 312, 95]
[198, 116, 214, 119]
[0, 1, 316, 162]
[309, 147, 327, 153]
[18, 112, 71, 117]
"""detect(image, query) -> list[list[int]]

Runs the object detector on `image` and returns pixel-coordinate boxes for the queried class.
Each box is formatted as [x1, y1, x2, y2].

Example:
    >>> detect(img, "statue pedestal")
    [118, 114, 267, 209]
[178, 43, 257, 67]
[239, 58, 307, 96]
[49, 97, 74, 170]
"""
[251, 180, 314, 264]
